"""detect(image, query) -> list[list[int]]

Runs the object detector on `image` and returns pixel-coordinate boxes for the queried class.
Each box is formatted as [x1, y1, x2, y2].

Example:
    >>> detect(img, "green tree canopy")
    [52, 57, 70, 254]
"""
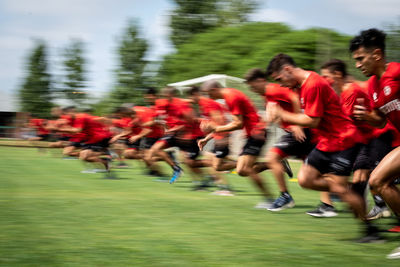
[18, 40, 53, 118]
[59, 39, 88, 106]
[169, 0, 258, 47]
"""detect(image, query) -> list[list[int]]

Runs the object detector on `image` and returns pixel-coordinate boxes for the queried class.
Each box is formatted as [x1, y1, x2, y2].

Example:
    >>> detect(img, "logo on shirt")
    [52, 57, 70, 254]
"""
[384, 86, 391, 96]
[379, 99, 400, 114]
[300, 97, 304, 107]
[373, 92, 378, 102]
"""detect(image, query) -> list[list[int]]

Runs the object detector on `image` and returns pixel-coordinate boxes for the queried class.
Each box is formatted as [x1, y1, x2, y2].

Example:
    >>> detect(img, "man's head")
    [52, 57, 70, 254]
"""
[62, 105, 76, 116]
[144, 87, 158, 105]
[160, 86, 178, 100]
[244, 68, 267, 95]
[113, 106, 135, 118]
[266, 53, 298, 88]
[187, 86, 201, 102]
[201, 80, 223, 100]
[349, 28, 386, 77]
[320, 59, 347, 88]
[51, 106, 62, 118]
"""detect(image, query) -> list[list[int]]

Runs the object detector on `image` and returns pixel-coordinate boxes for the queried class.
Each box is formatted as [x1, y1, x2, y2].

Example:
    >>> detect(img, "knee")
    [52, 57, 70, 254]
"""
[237, 167, 250, 177]
[79, 150, 90, 161]
[297, 174, 311, 189]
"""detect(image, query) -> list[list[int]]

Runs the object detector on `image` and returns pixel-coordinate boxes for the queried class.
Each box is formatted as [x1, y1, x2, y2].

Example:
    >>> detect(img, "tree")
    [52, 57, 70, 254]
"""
[169, 0, 258, 47]
[160, 22, 357, 108]
[385, 19, 400, 62]
[18, 40, 53, 118]
[109, 20, 149, 107]
[60, 39, 88, 106]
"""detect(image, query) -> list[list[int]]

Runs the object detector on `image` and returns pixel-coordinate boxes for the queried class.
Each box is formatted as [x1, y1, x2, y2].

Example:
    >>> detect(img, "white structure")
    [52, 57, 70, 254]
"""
[168, 74, 246, 92]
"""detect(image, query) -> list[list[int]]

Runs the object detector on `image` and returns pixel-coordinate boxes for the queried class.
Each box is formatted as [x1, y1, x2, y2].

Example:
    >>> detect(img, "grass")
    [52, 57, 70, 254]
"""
[0, 146, 399, 266]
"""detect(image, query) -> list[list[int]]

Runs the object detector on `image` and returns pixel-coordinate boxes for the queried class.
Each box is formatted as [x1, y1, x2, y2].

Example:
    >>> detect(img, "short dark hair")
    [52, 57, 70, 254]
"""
[188, 86, 200, 96]
[62, 105, 76, 112]
[266, 53, 296, 77]
[145, 87, 157, 95]
[244, 68, 266, 82]
[349, 28, 386, 54]
[320, 59, 347, 77]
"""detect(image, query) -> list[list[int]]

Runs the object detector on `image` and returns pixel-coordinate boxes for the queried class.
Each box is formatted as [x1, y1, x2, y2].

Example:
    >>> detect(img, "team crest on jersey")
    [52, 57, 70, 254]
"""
[373, 92, 378, 102]
[300, 97, 304, 106]
[384, 86, 391, 96]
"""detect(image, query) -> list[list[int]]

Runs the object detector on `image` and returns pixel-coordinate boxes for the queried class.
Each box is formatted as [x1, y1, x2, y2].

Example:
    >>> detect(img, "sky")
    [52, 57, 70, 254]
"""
[1, 0, 399, 111]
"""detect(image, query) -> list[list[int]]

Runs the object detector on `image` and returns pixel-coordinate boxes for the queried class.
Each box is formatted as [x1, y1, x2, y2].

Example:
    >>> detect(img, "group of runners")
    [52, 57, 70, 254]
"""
[25, 28, 400, 259]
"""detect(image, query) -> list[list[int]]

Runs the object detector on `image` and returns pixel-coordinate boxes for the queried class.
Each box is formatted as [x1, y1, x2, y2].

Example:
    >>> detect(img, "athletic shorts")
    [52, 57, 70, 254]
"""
[271, 128, 314, 159]
[158, 133, 177, 147]
[306, 145, 360, 176]
[353, 131, 393, 171]
[125, 138, 141, 150]
[38, 134, 52, 141]
[240, 130, 267, 157]
[143, 137, 159, 149]
[58, 136, 70, 142]
[369, 131, 393, 169]
[213, 144, 230, 158]
[70, 141, 83, 148]
[83, 138, 111, 152]
[178, 138, 201, 160]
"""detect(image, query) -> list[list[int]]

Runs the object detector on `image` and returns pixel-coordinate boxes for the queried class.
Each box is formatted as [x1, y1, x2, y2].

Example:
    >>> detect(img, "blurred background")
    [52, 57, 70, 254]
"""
[1, 0, 400, 137]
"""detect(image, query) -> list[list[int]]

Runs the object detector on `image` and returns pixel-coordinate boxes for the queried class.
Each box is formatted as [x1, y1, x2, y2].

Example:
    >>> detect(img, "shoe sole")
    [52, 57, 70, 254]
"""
[366, 210, 391, 220]
[268, 201, 295, 212]
[306, 211, 338, 217]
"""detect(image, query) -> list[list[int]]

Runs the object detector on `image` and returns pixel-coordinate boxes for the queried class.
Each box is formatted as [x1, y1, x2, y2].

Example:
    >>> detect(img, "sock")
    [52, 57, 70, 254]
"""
[321, 202, 334, 209]
[373, 195, 386, 208]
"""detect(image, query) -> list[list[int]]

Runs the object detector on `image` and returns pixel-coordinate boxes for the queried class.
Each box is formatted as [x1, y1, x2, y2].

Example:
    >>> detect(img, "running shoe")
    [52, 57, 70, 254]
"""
[388, 226, 400, 233]
[366, 205, 391, 220]
[169, 166, 183, 184]
[306, 203, 338, 217]
[387, 246, 400, 259]
[268, 193, 295, 211]
[254, 199, 274, 209]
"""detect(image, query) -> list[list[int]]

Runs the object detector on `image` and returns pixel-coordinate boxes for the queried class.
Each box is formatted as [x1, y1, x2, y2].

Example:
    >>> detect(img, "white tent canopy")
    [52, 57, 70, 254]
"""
[168, 74, 245, 91]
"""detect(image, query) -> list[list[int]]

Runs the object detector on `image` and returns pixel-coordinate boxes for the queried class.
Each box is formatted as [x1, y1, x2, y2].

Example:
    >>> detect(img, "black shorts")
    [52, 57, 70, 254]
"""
[58, 136, 70, 142]
[125, 138, 141, 150]
[143, 137, 159, 149]
[178, 139, 201, 160]
[240, 130, 267, 157]
[213, 144, 230, 158]
[70, 141, 83, 148]
[306, 146, 360, 176]
[159, 133, 178, 147]
[272, 128, 314, 158]
[353, 131, 393, 171]
[369, 131, 393, 168]
[83, 138, 111, 152]
[38, 134, 52, 141]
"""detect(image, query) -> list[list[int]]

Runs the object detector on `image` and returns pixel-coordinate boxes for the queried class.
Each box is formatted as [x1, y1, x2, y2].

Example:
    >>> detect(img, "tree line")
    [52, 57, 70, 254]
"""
[17, 0, 400, 117]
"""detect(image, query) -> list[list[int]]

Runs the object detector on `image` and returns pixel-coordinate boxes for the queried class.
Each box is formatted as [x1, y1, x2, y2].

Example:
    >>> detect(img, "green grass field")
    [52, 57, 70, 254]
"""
[0, 146, 399, 266]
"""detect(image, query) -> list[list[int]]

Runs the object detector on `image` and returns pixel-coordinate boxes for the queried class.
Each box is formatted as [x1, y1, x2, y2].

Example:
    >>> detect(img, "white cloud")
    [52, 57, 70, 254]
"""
[250, 8, 296, 24]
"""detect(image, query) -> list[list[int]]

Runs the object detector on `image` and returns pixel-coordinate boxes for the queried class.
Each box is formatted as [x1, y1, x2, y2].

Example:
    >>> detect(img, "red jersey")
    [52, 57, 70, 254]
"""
[29, 118, 49, 135]
[265, 83, 298, 129]
[198, 97, 228, 140]
[72, 113, 112, 144]
[134, 106, 164, 138]
[300, 72, 359, 152]
[368, 62, 400, 133]
[222, 88, 264, 137]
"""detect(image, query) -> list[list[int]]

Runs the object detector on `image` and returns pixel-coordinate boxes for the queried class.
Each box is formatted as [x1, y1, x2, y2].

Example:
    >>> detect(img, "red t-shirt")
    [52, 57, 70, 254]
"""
[265, 83, 298, 129]
[73, 113, 112, 144]
[30, 118, 49, 135]
[134, 106, 164, 138]
[198, 97, 228, 140]
[222, 88, 264, 137]
[368, 62, 400, 133]
[300, 72, 359, 152]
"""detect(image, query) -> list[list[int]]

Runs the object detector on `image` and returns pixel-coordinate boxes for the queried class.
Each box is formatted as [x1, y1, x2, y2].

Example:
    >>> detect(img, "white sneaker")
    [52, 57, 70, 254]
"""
[387, 246, 400, 259]
[81, 169, 96, 174]
[254, 200, 274, 209]
[366, 205, 391, 220]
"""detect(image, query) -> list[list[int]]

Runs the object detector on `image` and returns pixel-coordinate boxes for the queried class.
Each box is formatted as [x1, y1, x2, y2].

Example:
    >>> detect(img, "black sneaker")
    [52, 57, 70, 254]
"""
[306, 203, 338, 217]
[281, 159, 293, 178]
[355, 232, 385, 243]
